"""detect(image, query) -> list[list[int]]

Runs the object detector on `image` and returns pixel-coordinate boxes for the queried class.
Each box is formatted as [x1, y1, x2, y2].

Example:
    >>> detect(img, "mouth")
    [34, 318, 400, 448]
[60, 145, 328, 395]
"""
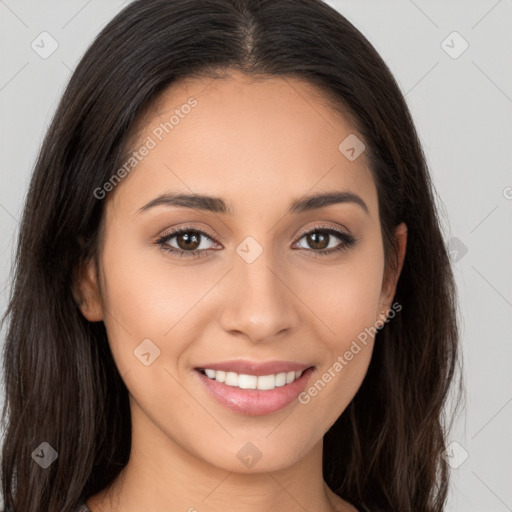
[197, 367, 307, 391]
[193, 361, 315, 416]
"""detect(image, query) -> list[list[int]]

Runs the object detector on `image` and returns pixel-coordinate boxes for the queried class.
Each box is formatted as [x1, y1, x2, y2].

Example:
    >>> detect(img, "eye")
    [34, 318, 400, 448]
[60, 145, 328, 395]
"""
[294, 225, 356, 257]
[154, 226, 220, 258]
[154, 224, 356, 259]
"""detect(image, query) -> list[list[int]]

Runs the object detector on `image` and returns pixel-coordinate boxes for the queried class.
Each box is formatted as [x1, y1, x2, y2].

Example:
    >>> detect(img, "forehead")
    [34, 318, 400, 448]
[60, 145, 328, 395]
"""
[108, 70, 377, 219]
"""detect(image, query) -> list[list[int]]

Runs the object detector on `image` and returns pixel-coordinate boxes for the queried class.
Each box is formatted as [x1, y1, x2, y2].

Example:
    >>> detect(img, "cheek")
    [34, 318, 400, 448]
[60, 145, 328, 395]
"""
[295, 241, 384, 417]
[300, 239, 385, 345]
[97, 240, 207, 428]
[101, 224, 217, 325]
[97, 230, 210, 375]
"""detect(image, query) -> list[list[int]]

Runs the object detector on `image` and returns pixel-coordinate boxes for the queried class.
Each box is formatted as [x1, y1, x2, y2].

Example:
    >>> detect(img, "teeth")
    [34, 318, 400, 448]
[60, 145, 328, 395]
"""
[275, 372, 286, 387]
[238, 374, 258, 389]
[257, 374, 275, 390]
[204, 369, 216, 379]
[201, 368, 305, 390]
[225, 371, 238, 386]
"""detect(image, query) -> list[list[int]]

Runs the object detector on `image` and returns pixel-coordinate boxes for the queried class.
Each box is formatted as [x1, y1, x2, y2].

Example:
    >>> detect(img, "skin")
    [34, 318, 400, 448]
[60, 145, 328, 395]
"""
[76, 70, 407, 512]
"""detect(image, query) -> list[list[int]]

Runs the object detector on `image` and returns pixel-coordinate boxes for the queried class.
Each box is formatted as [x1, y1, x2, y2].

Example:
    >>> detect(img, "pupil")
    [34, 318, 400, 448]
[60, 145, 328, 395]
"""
[309, 232, 328, 250]
[178, 232, 200, 250]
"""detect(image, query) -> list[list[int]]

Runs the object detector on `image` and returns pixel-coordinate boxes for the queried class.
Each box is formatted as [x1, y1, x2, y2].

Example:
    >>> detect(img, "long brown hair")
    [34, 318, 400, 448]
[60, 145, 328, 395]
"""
[0, 1, 462, 510]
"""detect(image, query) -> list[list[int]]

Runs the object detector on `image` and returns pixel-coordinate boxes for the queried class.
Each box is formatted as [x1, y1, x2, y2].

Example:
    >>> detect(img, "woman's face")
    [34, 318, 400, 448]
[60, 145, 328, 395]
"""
[79, 70, 406, 474]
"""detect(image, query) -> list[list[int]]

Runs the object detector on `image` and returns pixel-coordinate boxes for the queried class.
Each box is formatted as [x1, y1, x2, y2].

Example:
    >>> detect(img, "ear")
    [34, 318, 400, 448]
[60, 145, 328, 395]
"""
[377, 222, 407, 320]
[72, 257, 104, 322]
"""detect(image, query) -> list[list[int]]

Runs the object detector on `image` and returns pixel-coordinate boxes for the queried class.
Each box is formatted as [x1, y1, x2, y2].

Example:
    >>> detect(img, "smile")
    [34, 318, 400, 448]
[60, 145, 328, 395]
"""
[198, 368, 304, 391]
[194, 361, 315, 416]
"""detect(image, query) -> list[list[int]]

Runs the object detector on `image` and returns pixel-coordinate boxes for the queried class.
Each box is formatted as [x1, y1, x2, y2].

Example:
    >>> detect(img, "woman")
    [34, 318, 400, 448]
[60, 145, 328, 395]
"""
[0, 0, 462, 511]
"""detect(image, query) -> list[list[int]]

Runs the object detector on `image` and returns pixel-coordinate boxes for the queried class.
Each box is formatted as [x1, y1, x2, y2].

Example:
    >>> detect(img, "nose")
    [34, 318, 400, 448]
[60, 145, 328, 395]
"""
[218, 248, 300, 344]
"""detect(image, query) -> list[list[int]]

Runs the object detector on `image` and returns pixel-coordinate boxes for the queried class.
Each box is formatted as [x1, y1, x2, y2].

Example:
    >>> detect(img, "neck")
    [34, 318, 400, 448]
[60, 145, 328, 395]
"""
[89, 399, 346, 512]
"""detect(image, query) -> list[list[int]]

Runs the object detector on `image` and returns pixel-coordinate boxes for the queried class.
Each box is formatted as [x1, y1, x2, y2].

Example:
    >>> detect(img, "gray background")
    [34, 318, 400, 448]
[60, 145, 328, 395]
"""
[1, 0, 511, 510]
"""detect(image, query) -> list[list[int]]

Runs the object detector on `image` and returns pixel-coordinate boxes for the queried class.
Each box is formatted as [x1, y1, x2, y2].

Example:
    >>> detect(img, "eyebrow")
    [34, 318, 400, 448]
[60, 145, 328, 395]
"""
[136, 190, 369, 216]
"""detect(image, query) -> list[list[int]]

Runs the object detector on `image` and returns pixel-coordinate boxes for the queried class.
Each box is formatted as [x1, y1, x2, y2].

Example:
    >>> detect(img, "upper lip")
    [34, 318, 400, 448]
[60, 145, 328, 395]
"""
[195, 360, 313, 376]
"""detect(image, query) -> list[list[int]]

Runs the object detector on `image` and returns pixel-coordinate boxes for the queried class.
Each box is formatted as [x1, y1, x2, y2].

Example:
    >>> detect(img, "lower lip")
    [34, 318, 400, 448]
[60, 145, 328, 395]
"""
[195, 367, 315, 416]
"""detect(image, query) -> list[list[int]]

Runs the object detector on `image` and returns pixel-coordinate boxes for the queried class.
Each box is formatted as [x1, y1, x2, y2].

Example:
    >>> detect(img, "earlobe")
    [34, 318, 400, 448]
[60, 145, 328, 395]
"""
[72, 258, 104, 322]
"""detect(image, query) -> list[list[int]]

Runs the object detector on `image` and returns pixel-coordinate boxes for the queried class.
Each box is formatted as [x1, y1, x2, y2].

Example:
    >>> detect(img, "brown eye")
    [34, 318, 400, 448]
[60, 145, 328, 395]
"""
[295, 226, 356, 256]
[175, 231, 201, 251]
[155, 227, 219, 258]
[304, 231, 330, 250]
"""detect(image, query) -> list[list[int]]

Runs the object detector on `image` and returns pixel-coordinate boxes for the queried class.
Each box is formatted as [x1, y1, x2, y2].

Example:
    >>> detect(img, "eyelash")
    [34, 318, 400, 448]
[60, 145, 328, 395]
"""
[154, 224, 356, 259]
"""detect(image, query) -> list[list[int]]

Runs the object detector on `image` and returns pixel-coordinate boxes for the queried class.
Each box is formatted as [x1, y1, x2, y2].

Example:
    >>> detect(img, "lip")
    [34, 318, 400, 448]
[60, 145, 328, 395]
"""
[194, 361, 315, 416]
